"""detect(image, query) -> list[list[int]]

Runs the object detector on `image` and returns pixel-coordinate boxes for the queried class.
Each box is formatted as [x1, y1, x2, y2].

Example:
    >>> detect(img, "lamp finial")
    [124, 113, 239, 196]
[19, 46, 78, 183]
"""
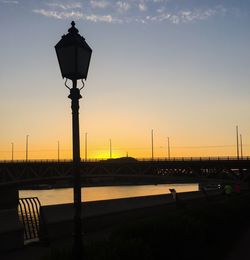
[68, 21, 79, 34]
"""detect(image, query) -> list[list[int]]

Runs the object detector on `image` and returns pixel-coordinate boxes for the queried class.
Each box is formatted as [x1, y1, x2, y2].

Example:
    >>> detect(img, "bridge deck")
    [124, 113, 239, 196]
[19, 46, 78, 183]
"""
[0, 158, 250, 186]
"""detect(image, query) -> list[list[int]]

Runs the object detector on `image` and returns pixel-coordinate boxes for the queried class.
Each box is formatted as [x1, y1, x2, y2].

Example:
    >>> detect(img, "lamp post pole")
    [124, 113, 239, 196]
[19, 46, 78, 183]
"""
[68, 79, 83, 258]
[55, 21, 92, 259]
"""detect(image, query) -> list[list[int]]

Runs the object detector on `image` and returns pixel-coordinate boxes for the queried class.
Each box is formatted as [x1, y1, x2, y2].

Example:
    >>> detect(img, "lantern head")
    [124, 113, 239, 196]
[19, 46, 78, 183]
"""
[55, 21, 92, 80]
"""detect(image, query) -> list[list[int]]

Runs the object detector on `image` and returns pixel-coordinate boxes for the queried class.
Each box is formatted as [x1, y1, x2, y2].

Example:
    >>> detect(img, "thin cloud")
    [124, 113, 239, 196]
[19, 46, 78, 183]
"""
[90, 0, 109, 9]
[85, 14, 116, 23]
[46, 2, 82, 10]
[32, 9, 119, 23]
[146, 6, 226, 24]
[138, 3, 147, 12]
[116, 1, 130, 13]
[157, 7, 165, 14]
[0, 0, 18, 4]
[32, 1, 229, 24]
[32, 9, 83, 19]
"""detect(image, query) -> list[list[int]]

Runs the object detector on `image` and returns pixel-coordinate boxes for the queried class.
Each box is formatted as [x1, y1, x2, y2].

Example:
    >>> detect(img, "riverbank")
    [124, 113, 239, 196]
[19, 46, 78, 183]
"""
[2, 189, 250, 260]
[43, 190, 250, 260]
[1, 188, 225, 260]
[41, 190, 212, 241]
[100, 191, 250, 260]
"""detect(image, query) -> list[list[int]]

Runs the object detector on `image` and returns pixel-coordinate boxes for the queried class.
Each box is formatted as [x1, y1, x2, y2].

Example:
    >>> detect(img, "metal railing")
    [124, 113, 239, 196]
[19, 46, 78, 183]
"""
[1, 156, 250, 163]
[18, 197, 47, 244]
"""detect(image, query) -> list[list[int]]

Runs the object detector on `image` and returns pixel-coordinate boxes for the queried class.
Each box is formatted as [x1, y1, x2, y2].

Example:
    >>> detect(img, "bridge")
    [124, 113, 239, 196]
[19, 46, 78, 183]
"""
[0, 157, 250, 187]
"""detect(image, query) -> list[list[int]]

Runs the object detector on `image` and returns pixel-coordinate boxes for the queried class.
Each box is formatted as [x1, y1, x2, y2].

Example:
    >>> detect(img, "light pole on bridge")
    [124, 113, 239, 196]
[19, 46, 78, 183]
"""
[151, 129, 154, 160]
[11, 142, 14, 161]
[167, 137, 170, 160]
[240, 134, 243, 159]
[57, 141, 60, 162]
[26, 135, 29, 162]
[85, 132, 88, 161]
[55, 21, 92, 259]
[236, 125, 239, 160]
[109, 138, 112, 159]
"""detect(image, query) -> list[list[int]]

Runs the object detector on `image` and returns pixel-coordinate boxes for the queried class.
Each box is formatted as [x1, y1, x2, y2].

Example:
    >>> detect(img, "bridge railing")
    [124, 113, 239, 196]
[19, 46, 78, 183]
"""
[0, 156, 249, 163]
[137, 156, 250, 162]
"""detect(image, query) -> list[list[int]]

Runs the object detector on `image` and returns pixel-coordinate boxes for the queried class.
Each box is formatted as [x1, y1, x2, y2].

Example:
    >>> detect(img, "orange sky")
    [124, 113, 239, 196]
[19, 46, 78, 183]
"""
[1, 2, 250, 161]
[0, 130, 248, 161]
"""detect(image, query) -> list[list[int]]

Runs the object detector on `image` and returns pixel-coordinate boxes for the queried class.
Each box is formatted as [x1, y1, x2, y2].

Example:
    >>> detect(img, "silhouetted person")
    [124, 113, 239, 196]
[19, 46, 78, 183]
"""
[169, 189, 185, 209]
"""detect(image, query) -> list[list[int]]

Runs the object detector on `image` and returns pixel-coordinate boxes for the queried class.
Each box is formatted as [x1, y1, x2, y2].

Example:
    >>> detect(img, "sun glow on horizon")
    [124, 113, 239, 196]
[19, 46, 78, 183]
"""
[0, 143, 249, 161]
[89, 149, 125, 160]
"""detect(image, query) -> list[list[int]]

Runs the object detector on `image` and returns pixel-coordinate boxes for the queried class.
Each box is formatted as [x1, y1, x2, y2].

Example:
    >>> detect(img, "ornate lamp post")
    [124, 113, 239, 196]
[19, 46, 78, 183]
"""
[55, 21, 92, 259]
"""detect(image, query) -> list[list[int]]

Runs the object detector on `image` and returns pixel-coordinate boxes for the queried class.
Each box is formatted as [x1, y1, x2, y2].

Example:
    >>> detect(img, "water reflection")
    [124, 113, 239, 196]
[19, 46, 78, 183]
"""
[19, 184, 198, 206]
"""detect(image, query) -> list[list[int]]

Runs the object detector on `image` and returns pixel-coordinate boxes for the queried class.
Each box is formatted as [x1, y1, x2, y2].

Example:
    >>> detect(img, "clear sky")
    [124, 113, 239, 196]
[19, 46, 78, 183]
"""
[0, 0, 250, 160]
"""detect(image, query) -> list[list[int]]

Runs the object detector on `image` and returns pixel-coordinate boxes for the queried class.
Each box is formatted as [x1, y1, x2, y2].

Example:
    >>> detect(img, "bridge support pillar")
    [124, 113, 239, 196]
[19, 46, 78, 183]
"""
[0, 188, 23, 252]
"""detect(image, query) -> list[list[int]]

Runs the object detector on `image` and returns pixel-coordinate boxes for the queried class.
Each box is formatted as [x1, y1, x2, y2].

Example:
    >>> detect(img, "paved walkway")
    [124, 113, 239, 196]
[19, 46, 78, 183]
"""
[1, 243, 50, 260]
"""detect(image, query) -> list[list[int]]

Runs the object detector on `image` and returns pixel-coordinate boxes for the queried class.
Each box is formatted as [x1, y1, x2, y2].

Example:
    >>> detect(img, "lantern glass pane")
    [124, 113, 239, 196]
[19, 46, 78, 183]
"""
[57, 46, 76, 76]
[77, 47, 91, 77]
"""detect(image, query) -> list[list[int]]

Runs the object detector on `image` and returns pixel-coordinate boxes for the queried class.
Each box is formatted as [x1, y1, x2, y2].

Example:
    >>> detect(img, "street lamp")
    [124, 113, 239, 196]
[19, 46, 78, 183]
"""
[55, 21, 92, 259]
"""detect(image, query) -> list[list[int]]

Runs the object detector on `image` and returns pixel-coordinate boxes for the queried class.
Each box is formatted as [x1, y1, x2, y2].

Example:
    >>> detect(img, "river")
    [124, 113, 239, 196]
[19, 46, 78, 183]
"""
[19, 183, 198, 206]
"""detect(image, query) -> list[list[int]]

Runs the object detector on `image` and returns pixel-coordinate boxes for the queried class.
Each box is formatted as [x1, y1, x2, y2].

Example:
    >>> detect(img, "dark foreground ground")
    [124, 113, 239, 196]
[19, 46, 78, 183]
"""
[2, 190, 250, 260]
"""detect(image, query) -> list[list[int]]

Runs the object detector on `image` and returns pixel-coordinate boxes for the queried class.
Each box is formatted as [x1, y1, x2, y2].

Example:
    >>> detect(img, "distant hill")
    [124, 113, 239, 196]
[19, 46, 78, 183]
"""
[105, 157, 138, 163]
